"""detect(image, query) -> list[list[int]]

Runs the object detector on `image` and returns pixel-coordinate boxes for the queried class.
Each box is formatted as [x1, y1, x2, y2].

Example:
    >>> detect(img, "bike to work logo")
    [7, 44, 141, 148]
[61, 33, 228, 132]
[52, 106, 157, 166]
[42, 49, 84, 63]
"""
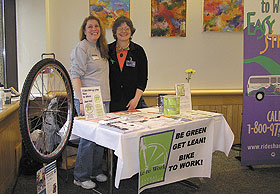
[139, 130, 174, 189]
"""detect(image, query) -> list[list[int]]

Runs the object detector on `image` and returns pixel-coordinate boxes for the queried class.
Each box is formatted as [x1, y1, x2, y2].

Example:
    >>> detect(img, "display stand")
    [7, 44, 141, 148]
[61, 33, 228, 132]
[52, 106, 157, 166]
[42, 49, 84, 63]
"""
[232, 118, 254, 171]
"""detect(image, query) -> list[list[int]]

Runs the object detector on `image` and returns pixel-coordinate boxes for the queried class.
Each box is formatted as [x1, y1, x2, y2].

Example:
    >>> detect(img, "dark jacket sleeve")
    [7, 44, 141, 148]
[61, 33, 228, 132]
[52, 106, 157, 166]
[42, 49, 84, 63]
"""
[136, 45, 148, 92]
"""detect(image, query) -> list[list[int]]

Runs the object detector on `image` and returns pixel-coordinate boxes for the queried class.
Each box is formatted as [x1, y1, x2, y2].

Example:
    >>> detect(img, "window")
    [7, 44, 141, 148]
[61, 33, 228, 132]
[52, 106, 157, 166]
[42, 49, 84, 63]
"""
[0, 0, 4, 84]
[1, 0, 18, 90]
[250, 77, 269, 84]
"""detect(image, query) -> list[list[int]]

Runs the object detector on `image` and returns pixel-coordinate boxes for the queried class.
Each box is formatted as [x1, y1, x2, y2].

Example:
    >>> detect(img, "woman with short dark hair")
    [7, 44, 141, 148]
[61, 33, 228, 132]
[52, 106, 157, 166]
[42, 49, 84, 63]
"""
[109, 16, 148, 112]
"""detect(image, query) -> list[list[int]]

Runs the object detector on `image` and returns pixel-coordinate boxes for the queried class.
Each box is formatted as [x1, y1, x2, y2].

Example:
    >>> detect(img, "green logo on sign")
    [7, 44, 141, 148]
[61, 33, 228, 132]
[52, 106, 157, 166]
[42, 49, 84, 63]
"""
[139, 130, 174, 189]
[85, 103, 93, 114]
[94, 94, 101, 103]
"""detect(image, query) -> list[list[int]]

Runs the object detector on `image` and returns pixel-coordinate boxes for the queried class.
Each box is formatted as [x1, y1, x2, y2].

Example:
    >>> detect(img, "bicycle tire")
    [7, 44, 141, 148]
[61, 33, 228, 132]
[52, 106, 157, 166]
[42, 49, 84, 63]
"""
[19, 58, 74, 163]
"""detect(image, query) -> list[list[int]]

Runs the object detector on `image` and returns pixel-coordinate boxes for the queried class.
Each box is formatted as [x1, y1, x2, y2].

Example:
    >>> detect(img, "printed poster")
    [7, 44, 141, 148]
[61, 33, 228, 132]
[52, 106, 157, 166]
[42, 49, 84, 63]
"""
[242, 0, 280, 166]
[81, 86, 105, 120]
[175, 83, 192, 113]
[36, 161, 57, 194]
[139, 119, 214, 193]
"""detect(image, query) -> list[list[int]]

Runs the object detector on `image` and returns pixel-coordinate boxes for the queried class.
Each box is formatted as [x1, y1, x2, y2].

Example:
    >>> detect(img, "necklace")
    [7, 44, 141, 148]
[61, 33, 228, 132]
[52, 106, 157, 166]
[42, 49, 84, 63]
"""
[116, 42, 130, 52]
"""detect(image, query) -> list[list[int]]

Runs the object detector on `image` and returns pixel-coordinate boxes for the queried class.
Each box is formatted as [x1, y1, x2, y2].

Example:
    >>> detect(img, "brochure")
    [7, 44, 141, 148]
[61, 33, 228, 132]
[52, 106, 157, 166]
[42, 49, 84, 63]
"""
[175, 83, 192, 113]
[81, 86, 105, 120]
[36, 161, 57, 194]
[98, 109, 184, 133]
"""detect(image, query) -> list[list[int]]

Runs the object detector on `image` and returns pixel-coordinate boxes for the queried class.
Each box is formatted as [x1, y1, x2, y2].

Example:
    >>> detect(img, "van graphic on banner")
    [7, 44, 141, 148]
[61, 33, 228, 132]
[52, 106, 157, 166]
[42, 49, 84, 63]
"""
[247, 75, 280, 101]
[242, 0, 280, 166]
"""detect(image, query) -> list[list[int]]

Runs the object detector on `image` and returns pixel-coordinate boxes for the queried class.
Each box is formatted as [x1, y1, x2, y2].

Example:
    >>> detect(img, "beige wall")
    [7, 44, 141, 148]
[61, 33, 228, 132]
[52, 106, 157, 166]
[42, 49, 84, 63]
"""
[17, 0, 243, 91]
[16, 0, 46, 92]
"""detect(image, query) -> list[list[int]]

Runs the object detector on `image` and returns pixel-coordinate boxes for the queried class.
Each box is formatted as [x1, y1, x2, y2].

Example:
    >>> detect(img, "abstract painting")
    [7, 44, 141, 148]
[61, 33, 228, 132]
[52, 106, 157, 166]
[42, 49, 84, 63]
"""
[203, 0, 244, 32]
[151, 0, 186, 37]
[89, 0, 130, 28]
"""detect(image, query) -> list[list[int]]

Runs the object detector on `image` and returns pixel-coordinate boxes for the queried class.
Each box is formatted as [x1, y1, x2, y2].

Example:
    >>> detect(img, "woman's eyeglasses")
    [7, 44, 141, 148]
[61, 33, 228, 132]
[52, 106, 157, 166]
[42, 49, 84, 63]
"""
[117, 27, 130, 32]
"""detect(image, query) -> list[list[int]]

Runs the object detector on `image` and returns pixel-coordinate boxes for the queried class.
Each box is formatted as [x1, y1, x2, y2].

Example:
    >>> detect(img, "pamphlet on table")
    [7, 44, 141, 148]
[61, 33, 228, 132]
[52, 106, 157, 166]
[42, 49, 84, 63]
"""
[96, 108, 222, 134]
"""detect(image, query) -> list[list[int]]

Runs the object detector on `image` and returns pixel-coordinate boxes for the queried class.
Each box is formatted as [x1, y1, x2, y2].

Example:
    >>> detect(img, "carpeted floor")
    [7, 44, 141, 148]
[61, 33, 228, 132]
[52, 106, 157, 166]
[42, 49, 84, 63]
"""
[5, 148, 280, 194]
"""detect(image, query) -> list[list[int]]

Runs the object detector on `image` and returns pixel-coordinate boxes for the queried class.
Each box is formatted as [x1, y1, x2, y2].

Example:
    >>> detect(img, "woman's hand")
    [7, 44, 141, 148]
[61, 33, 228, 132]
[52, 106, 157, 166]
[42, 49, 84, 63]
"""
[80, 103, 85, 115]
[126, 97, 139, 110]
[126, 89, 143, 110]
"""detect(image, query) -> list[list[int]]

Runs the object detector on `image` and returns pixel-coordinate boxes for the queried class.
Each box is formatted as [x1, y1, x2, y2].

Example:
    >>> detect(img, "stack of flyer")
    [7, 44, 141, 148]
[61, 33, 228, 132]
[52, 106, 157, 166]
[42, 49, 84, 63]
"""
[98, 117, 145, 133]
[98, 110, 184, 133]
[97, 109, 221, 133]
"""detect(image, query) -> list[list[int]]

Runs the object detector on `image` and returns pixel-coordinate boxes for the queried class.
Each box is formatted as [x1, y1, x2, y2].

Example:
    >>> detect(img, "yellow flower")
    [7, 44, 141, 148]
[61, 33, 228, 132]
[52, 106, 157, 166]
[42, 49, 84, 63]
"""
[185, 69, 196, 74]
[185, 68, 196, 83]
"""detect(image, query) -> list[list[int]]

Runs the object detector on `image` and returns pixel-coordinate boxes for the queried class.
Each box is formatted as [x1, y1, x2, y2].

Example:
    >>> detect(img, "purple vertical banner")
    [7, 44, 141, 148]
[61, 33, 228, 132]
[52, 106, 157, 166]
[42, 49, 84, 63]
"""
[242, 0, 280, 166]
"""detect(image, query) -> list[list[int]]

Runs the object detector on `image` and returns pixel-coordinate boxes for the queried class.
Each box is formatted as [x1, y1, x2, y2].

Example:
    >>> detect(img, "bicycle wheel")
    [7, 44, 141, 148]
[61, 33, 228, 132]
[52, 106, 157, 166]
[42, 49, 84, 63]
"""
[19, 58, 74, 163]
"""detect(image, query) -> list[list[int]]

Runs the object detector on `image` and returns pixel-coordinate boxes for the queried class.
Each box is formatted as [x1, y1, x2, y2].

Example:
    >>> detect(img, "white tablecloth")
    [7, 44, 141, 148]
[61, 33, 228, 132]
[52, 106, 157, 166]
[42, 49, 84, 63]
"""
[71, 108, 234, 188]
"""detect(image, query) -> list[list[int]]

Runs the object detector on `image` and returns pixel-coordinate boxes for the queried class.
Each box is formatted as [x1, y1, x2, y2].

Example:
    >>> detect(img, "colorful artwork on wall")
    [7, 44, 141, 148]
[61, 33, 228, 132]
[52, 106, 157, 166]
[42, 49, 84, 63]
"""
[89, 0, 130, 28]
[203, 0, 244, 32]
[151, 0, 186, 37]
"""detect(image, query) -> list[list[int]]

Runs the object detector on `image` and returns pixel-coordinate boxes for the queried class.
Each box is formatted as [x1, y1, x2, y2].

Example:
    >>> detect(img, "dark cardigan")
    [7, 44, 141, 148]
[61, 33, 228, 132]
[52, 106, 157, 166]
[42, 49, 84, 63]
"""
[108, 41, 148, 112]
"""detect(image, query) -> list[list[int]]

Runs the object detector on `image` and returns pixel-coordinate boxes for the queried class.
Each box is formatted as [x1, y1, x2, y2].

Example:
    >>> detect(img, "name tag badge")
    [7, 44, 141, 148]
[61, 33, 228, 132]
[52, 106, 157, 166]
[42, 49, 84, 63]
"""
[126, 57, 136, 67]
[92, 54, 100, 60]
